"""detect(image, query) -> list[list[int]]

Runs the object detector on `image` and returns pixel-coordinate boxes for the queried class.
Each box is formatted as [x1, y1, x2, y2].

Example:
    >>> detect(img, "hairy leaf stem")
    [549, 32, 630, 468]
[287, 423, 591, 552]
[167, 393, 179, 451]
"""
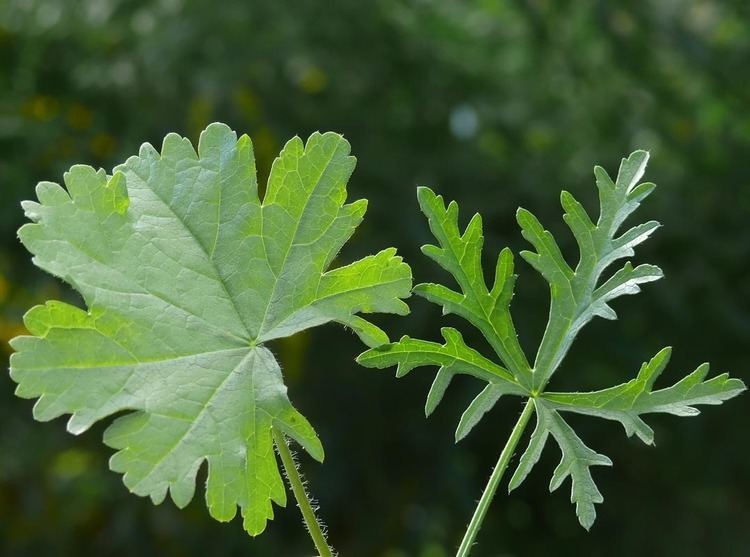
[273, 429, 334, 557]
[456, 398, 536, 557]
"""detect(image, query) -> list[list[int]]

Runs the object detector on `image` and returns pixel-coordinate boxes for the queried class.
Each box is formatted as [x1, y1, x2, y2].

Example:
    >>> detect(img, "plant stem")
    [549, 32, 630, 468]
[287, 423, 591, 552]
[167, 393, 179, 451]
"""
[456, 398, 536, 557]
[273, 429, 334, 557]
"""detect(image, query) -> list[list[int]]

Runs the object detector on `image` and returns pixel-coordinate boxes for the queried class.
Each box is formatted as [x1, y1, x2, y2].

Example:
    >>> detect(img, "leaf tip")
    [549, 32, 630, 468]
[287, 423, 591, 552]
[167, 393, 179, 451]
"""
[416, 185, 435, 199]
[515, 206, 531, 222]
[395, 363, 410, 378]
[66, 415, 92, 436]
[559, 189, 574, 205]
[417, 186, 441, 213]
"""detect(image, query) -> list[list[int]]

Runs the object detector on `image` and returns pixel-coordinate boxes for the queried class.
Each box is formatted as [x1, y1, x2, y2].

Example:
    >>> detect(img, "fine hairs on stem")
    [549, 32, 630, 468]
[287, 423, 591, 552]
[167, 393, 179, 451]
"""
[456, 399, 535, 557]
[274, 429, 336, 557]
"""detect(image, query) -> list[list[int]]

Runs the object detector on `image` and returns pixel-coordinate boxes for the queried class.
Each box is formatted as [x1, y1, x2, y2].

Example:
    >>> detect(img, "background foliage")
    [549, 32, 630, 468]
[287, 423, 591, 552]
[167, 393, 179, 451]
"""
[1, 1, 748, 556]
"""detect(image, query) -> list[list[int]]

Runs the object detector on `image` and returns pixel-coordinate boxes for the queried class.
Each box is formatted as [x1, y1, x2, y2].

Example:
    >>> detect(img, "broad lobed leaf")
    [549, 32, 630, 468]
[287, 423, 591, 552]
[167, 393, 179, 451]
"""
[10, 123, 412, 535]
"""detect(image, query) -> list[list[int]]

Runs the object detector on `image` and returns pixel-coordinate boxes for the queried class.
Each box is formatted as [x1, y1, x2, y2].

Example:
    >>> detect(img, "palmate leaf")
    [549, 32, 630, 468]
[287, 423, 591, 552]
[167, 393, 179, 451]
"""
[10, 123, 412, 535]
[358, 150, 745, 529]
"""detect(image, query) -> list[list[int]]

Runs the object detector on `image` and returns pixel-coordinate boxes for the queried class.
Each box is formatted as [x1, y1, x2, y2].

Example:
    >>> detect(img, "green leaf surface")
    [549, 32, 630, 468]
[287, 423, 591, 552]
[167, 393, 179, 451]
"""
[543, 347, 746, 444]
[508, 400, 612, 531]
[413, 187, 532, 387]
[10, 123, 412, 535]
[358, 150, 745, 529]
[518, 151, 663, 391]
[356, 326, 525, 439]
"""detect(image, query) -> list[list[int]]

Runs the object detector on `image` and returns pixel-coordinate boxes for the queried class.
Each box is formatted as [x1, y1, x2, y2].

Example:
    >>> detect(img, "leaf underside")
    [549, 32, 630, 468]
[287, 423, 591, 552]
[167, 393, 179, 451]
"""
[10, 123, 412, 535]
[358, 150, 745, 528]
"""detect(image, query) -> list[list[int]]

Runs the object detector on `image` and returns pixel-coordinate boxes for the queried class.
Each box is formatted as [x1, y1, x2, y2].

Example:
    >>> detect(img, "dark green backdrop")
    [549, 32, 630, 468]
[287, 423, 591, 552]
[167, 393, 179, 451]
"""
[1, 1, 748, 556]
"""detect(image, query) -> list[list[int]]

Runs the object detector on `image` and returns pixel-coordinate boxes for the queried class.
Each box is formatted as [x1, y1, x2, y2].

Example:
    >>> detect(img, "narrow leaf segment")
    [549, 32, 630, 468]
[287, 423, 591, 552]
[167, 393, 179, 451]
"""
[358, 150, 745, 539]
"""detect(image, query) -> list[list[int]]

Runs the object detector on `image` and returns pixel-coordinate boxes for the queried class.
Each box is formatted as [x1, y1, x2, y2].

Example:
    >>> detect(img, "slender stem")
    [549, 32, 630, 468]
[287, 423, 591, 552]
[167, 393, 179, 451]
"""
[273, 429, 334, 557]
[456, 398, 536, 557]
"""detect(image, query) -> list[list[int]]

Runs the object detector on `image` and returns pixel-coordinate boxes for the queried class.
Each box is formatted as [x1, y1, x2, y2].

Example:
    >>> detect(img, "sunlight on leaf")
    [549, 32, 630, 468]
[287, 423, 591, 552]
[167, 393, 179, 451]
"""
[10, 123, 412, 536]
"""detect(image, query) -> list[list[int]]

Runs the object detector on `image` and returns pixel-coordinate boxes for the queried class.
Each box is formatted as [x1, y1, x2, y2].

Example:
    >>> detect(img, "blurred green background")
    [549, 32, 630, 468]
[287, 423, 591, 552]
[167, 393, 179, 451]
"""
[1, 1, 749, 556]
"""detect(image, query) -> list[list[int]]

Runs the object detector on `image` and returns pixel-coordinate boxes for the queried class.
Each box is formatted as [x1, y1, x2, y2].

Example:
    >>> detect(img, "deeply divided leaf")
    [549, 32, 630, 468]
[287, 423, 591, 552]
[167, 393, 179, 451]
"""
[358, 150, 745, 529]
[542, 347, 746, 444]
[509, 400, 612, 530]
[10, 123, 412, 536]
